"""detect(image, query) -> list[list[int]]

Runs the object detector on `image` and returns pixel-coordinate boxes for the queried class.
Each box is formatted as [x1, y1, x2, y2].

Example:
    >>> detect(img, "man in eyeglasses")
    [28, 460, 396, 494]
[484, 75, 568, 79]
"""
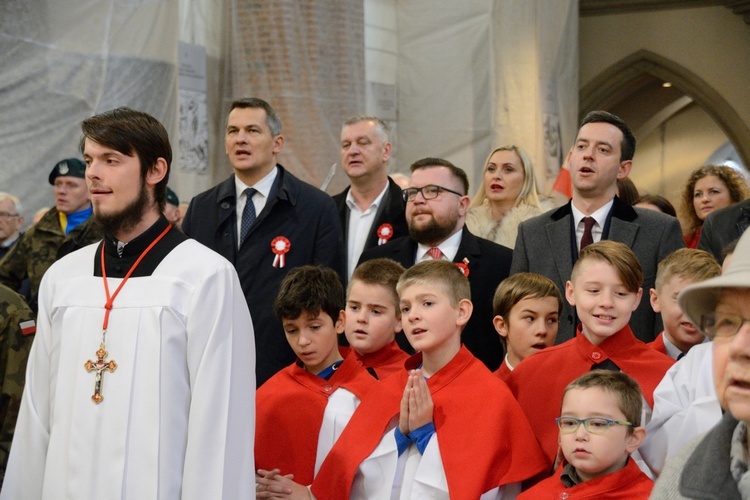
[652, 229, 750, 499]
[0, 194, 23, 260]
[359, 157, 512, 371]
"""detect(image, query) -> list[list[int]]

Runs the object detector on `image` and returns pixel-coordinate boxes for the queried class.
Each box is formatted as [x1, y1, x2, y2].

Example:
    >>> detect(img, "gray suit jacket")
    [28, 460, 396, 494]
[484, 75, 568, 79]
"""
[651, 411, 741, 500]
[697, 198, 750, 263]
[511, 197, 684, 343]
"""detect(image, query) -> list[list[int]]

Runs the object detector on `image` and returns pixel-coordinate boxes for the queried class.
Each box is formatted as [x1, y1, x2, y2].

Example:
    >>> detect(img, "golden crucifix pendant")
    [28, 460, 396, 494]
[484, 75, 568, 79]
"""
[84, 343, 117, 404]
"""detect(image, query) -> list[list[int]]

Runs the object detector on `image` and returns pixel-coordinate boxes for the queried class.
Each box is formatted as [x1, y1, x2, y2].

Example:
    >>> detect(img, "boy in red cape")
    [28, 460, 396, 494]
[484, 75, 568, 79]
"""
[254, 266, 376, 487]
[519, 370, 653, 499]
[507, 241, 674, 468]
[257, 260, 547, 498]
[492, 272, 562, 382]
[647, 248, 720, 360]
[344, 258, 408, 379]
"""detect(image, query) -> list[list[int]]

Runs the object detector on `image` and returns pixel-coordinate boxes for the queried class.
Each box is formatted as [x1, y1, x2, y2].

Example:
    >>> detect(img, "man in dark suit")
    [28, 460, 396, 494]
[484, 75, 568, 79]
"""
[360, 157, 512, 371]
[512, 110, 683, 344]
[332, 115, 408, 281]
[183, 98, 344, 386]
[698, 198, 750, 263]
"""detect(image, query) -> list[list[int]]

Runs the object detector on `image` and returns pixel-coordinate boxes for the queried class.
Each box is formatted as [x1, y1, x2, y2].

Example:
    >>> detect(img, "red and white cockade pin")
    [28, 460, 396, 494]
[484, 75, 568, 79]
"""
[271, 236, 291, 268]
[456, 257, 470, 277]
[377, 223, 394, 245]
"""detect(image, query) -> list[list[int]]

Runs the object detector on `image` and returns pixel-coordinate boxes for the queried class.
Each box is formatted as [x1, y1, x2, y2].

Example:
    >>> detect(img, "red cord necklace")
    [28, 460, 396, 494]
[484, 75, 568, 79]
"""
[84, 224, 171, 404]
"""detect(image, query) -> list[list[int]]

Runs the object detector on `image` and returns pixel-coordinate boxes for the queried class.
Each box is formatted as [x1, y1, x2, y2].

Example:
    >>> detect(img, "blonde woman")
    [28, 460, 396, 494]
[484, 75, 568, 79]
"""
[466, 145, 553, 248]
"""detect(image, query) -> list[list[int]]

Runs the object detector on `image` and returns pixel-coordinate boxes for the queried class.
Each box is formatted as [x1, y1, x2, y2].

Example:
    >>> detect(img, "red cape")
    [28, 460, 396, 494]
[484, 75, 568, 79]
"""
[354, 340, 409, 379]
[493, 357, 512, 383]
[255, 349, 376, 485]
[507, 324, 674, 465]
[518, 458, 653, 499]
[647, 331, 668, 356]
[311, 346, 547, 498]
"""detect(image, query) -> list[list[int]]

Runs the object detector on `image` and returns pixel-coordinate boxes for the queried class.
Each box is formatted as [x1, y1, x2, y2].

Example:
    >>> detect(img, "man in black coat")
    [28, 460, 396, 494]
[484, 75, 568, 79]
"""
[698, 198, 750, 264]
[360, 157, 512, 371]
[332, 115, 408, 282]
[183, 98, 344, 386]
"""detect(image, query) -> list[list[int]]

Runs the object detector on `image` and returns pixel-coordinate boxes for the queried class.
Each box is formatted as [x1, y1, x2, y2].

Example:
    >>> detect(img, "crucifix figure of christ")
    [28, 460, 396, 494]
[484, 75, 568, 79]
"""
[84, 343, 117, 404]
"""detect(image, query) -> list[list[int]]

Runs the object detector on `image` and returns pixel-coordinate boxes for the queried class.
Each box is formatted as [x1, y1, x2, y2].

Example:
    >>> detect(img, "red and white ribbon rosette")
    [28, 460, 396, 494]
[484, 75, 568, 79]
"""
[271, 236, 291, 268]
[377, 223, 394, 245]
[456, 257, 470, 277]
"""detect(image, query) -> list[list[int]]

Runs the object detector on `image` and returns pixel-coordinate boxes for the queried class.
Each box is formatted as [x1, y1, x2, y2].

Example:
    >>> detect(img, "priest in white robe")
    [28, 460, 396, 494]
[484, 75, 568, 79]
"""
[1, 107, 256, 500]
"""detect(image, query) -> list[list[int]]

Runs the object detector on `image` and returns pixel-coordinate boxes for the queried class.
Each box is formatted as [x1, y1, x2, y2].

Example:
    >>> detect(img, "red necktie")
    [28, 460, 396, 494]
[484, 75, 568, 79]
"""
[427, 247, 443, 260]
[580, 217, 595, 250]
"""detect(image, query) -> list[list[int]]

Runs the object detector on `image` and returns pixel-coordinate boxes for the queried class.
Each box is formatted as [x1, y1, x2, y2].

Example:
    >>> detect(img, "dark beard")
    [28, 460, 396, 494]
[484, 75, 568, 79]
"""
[408, 216, 455, 246]
[93, 184, 150, 238]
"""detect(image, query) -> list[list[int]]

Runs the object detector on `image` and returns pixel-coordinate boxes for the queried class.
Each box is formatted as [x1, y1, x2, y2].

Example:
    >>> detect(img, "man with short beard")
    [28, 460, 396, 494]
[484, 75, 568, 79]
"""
[1, 107, 255, 500]
[359, 157, 512, 371]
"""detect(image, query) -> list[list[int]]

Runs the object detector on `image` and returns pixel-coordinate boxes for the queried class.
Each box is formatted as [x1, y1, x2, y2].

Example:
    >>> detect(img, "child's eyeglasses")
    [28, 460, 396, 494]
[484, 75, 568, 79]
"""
[555, 417, 635, 434]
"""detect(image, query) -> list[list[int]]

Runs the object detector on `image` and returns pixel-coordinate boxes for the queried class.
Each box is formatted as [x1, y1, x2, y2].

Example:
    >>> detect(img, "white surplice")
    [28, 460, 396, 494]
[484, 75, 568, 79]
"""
[1, 240, 256, 500]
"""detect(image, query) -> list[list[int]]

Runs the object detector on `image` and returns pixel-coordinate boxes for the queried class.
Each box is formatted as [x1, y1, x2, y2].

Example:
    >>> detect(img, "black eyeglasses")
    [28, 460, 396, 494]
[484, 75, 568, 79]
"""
[402, 185, 464, 202]
[0, 211, 18, 219]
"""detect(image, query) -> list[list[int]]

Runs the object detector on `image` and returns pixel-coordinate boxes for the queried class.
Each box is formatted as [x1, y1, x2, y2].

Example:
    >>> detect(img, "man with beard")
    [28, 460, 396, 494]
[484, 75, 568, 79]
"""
[1, 108, 255, 499]
[359, 157, 512, 371]
[512, 110, 683, 344]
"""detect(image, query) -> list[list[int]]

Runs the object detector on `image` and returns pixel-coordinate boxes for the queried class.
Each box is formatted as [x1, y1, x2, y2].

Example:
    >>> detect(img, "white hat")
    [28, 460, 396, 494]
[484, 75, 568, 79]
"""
[678, 229, 750, 332]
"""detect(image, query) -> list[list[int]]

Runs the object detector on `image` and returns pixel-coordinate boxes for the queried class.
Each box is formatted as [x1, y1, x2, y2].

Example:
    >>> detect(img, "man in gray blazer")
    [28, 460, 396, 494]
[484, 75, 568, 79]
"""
[512, 111, 683, 343]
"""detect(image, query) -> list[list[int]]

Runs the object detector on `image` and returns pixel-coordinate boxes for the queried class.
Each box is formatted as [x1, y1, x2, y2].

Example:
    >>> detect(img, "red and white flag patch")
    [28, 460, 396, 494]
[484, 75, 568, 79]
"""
[20, 320, 36, 336]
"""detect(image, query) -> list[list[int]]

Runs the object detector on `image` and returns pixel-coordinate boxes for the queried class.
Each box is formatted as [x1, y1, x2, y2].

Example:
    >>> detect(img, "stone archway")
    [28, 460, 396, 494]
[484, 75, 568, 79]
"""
[580, 49, 750, 170]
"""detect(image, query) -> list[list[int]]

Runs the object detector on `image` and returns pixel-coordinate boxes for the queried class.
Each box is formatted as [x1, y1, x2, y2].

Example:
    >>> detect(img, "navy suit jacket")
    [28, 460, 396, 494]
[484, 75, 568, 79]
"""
[511, 196, 684, 343]
[359, 228, 512, 371]
[183, 166, 344, 386]
[332, 176, 408, 277]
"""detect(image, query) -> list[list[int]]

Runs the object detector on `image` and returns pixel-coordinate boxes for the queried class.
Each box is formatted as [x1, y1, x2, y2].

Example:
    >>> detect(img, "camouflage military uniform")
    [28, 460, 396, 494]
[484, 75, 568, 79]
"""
[0, 207, 103, 313]
[0, 283, 35, 485]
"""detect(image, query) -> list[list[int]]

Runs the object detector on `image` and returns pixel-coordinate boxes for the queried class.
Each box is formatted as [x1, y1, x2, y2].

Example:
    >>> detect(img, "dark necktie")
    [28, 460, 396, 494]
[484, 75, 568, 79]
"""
[591, 358, 620, 372]
[580, 216, 595, 250]
[240, 188, 257, 243]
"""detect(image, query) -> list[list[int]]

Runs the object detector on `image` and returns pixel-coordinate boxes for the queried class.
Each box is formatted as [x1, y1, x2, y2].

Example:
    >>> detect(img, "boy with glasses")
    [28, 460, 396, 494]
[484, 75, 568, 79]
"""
[519, 370, 653, 498]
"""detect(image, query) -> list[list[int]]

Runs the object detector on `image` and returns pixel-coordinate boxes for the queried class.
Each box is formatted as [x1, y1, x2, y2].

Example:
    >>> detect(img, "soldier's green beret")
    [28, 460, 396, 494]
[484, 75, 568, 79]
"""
[49, 158, 87, 185]
[166, 187, 179, 206]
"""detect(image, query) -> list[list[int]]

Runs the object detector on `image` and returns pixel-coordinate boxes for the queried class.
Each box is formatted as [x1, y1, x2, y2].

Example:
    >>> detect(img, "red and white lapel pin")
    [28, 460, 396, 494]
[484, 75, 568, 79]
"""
[377, 223, 393, 246]
[456, 257, 470, 277]
[271, 236, 291, 268]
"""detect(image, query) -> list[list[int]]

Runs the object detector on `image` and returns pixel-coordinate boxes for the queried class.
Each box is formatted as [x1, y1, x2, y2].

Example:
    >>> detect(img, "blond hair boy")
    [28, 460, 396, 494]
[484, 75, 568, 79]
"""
[302, 260, 546, 498]
[648, 248, 721, 359]
[508, 241, 674, 467]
